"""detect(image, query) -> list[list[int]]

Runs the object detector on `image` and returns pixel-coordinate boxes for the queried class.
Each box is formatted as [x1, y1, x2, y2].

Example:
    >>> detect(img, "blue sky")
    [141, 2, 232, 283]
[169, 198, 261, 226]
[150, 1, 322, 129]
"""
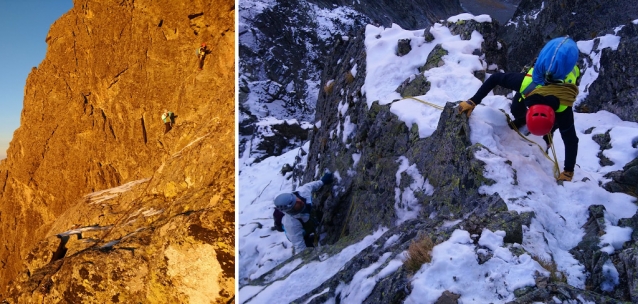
[0, 1, 73, 160]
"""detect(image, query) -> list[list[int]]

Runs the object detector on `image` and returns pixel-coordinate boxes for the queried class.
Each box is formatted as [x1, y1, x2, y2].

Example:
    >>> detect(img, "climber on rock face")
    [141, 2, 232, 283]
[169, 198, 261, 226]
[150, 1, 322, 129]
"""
[197, 43, 208, 70]
[458, 36, 581, 182]
[273, 171, 334, 254]
[162, 109, 175, 134]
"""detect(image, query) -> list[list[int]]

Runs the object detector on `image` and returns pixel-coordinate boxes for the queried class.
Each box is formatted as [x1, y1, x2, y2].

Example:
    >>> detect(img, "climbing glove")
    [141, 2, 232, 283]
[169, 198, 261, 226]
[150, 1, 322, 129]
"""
[558, 171, 574, 182]
[458, 100, 476, 117]
[321, 172, 333, 185]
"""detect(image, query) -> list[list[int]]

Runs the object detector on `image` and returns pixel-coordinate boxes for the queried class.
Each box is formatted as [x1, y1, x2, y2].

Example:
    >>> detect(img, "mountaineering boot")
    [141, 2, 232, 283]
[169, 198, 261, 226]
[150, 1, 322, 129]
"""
[558, 171, 574, 182]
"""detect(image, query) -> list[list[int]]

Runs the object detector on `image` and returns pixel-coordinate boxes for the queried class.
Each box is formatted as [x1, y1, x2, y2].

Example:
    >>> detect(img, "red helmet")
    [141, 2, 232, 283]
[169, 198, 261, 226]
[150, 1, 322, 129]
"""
[201, 43, 206, 47]
[526, 104, 555, 136]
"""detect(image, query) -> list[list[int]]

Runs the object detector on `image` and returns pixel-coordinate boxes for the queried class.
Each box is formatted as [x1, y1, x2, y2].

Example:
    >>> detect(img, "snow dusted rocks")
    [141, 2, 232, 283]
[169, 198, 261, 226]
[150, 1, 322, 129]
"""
[244, 118, 313, 164]
[242, 9, 638, 303]
[239, 0, 466, 162]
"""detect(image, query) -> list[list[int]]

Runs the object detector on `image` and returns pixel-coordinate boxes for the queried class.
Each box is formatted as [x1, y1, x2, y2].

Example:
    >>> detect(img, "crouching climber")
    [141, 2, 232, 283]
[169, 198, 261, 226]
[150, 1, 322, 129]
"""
[273, 171, 334, 254]
[197, 43, 208, 70]
[162, 109, 175, 134]
[458, 36, 580, 182]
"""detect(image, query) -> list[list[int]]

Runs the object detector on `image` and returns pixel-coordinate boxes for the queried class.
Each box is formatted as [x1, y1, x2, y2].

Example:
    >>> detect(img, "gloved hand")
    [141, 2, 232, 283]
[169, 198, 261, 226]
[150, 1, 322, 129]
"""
[558, 171, 574, 182]
[458, 100, 476, 117]
[321, 172, 333, 185]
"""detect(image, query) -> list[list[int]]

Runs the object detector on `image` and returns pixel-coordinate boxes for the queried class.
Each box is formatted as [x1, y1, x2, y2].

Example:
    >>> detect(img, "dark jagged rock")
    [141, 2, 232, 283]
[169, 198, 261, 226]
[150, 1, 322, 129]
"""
[507, 282, 628, 304]
[418, 44, 448, 74]
[248, 120, 310, 163]
[446, 18, 506, 70]
[575, 24, 638, 123]
[396, 74, 431, 97]
[618, 247, 638, 302]
[604, 157, 638, 197]
[570, 205, 615, 296]
[435, 290, 461, 304]
[397, 39, 412, 56]
[593, 131, 616, 167]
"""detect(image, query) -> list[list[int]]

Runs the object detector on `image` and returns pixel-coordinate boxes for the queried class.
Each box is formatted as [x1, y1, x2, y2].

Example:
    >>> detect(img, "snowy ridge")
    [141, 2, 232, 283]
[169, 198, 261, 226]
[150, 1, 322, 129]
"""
[239, 13, 638, 303]
[239, 0, 363, 124]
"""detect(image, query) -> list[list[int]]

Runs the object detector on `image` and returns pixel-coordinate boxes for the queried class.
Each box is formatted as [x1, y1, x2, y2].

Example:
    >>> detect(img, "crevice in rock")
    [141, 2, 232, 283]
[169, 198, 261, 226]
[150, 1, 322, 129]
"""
[42, 127, 58, 159]
[188, 12, 204, 19]
[108, 68, 128, 89]
[100, 109, 108, 132]
[157, 19, 163, 27]
[140, 116, 147, 144]
[50, 235, 70, 262]
[109, 122, 117, 139]
[1, 171, 7, 197]
[73, 40, 78, 68]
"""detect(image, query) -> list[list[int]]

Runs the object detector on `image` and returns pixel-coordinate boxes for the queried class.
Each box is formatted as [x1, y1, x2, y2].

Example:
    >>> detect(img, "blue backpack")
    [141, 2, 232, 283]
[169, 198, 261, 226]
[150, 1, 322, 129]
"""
[532, 37, 579, 85]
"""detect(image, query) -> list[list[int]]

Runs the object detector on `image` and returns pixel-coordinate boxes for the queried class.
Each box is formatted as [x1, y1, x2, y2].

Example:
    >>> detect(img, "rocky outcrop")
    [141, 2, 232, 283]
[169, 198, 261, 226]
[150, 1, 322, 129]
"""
[604, 157, 638, 197]
[238, 0, 465, 160]
[0, 0, 235, 301]
[578, 23, 638, 123]
[245, 120, 312, 163]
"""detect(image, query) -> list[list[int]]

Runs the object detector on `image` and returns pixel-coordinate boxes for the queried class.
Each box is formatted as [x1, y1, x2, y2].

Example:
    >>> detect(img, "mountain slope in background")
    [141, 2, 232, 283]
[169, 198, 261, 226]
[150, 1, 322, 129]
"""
[238, 0, 465, 164]
[0, 0, 235, 301]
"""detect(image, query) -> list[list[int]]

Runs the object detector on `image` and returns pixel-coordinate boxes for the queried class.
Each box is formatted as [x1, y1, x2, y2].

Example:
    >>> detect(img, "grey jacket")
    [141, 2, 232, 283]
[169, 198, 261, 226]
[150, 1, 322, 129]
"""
[282, 180, 324, 253]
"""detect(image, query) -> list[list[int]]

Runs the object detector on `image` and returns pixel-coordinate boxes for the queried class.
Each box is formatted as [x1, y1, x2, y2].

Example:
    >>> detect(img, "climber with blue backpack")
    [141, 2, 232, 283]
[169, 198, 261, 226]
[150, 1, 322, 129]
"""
[458, 36, 580, 182]
[273, 171, 334, 254]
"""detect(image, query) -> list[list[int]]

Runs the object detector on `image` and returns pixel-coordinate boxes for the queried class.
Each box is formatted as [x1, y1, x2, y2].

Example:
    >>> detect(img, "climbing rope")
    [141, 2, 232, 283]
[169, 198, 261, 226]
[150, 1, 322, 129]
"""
[404, 96, 444, 110]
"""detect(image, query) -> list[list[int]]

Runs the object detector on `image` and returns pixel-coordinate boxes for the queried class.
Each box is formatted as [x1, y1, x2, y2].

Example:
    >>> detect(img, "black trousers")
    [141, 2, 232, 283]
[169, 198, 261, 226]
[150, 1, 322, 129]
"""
[512, 98, 578, 171]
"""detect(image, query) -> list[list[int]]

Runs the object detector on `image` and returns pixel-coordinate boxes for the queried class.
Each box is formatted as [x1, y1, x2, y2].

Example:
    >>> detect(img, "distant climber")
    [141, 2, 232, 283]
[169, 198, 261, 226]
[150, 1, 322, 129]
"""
[458, 36, 580, 182]
[162, 109, 175, 134]
[273, 171, 334, 254]
[197, 43, 209, 70]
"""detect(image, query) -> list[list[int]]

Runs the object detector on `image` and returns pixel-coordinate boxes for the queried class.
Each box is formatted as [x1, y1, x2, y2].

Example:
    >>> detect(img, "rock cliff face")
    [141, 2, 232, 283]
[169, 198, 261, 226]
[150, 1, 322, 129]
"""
[243, 5, 638, 302]
[0, 0, 235, 302]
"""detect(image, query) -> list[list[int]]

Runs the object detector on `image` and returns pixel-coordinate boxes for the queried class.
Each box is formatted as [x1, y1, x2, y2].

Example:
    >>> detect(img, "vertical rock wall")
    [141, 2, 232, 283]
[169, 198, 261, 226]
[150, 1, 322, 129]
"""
[0, 0, 235, 300]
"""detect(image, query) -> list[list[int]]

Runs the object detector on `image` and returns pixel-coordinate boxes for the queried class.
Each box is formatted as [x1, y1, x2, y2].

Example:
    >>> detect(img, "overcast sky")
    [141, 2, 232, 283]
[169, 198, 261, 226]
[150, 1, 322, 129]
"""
[0, 1, 73, 160]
